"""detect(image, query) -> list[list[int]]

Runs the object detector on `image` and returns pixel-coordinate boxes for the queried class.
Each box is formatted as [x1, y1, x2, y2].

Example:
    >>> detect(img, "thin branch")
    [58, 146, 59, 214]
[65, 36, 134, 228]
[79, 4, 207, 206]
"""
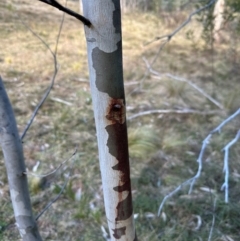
[188, 133, 212, 193]
[35, 149, 77, 221]
[128, 109, 220, 121]
[158, 133, 211, 216]
[158, 108, 240, 216]
[50, 97, 73, 106]
[208, 197, 217, 241]
[221, 130, 240, 203]
[20, 4, 66, 140]
[211, 108, 240, 134]
[138, 0, 216, 96]
[127, 41, 168, 96]
[143, 57, 224, 110]
[164, 73, 224, 109]
[38, 0, 91, 27]
[25, 149, 77, 179]
[144, 40, 168, 74]
[145, 0, 217, 46]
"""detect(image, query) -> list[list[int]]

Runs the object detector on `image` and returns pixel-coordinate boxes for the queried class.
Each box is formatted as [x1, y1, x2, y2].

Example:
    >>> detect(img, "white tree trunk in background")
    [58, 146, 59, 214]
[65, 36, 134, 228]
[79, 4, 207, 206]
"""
[213, 0, 225, 43]
[81, 1, 137, 240]
[0, 77, 42, 241]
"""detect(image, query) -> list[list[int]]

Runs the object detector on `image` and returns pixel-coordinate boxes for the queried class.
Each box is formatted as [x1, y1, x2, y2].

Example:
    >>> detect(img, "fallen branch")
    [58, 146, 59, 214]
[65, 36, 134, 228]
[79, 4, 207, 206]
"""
[208, 197, 217, 241]
[158, 107, 240, 216]
[128, 109, 221, 121]
[221, 130, 240, 203]
[50, 97, 73, 106]
[143, 57, 224, 110]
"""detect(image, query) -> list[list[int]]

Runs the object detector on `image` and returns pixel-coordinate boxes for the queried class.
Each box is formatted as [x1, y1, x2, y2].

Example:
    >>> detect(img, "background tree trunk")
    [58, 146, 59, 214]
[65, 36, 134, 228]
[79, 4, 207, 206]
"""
[213, 0, 225, 43]
[0, 77, 42, 241]
[81, 1, 137, 240]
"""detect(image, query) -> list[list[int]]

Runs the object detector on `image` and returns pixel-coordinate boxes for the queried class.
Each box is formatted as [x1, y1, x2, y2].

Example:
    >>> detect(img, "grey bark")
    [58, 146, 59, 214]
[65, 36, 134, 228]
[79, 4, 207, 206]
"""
[0, 77, 42, 241]
[82, 1, 137, 240]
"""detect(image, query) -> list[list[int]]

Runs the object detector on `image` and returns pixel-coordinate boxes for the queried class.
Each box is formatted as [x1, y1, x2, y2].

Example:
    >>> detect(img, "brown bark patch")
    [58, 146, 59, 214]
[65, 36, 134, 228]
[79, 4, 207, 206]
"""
[112, 226, 126, 239]
[106, 123, 133, 221]
[106, 99, 125, 124]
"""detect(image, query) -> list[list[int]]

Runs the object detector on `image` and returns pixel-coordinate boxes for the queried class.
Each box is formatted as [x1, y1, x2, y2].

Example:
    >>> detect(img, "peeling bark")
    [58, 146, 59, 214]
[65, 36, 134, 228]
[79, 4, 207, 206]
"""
[0, 77, 42, 241]
[82, 1, 137, 240]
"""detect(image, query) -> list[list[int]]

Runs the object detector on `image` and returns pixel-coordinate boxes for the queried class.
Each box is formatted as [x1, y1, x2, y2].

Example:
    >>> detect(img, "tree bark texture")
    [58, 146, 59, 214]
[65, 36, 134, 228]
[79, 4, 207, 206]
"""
[0, 77, 42, 241]
[82, 1, 137, 240]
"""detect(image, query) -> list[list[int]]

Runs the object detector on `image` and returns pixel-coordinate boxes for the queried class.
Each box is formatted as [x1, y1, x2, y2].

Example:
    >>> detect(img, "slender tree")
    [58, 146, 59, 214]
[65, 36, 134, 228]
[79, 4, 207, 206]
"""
[0, 77, 42, 241]
[82, 1, 137, 240]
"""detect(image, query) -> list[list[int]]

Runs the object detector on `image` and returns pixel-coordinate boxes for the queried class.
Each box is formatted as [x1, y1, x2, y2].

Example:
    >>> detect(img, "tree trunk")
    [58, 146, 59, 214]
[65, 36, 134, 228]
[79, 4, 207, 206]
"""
[0, 77, 42, 241]
[213, 0, 225, 43]
[81, 1, 137, 240]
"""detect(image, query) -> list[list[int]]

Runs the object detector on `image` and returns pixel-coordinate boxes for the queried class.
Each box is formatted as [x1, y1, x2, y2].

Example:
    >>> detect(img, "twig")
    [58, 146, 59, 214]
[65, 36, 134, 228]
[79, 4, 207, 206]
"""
[26, 149, 77, 179]
[38, 0, 91, 27]
[208, 197, 217, 241]
[50, 97, 73, 106]
[127, 41, 168, 97]
[158, 108, 240, 216]
[128, 109, 220, 121]
[35, 149, 77, 221]
[138, 1, 216, 95]
[221, 130, 240, 203]
[158, 133, 211, 216]
[164, 73, 224, 109]
[20, 3, 66, 140]
[189, 134, 211, 194]
[143, 57, 224, 110]
[145, 0, 217, 46]
[211, 108, 240, 134]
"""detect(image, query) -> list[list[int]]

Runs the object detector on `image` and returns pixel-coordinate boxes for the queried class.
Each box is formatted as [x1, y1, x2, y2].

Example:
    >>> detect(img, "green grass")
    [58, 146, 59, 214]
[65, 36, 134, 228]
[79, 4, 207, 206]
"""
[1, 0, 240, 240]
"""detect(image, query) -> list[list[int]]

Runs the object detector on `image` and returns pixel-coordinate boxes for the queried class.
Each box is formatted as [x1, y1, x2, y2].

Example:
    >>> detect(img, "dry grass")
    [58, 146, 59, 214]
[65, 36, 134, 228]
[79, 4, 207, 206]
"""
[1, 0, 240, 240]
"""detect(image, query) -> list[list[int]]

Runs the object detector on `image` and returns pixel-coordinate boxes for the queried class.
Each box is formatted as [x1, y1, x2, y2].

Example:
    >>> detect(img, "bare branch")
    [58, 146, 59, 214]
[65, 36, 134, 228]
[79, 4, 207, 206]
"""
[20, 5, 66, 140]
[211, 108, 240, 133]
[164, 73, 224, 109]
[158, 108, 240, 216]
[158, 133, 211, 216]
[128, 109, 220, 121]
[26, 148, 77, 181]
[50, 97, 73, 106]
[208, 197, 217, 241]
[38, 0, 91, 27]
[145, 0, 217, 46]
[143, 57, 224, 110]
[35, 149, 77, 221]
[127, 40, 169, 96]
[221, 130, 240, 203]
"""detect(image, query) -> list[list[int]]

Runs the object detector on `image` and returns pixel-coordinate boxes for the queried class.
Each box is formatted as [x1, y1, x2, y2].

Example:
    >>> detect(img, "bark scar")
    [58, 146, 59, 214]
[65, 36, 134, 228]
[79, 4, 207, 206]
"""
[106, 99, 125, 124]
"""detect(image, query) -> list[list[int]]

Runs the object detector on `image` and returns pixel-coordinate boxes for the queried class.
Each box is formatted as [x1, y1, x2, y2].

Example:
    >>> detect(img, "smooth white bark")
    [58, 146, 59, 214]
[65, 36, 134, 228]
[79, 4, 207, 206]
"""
[0, 77, 42, 241]
[82, 1, 137, 240]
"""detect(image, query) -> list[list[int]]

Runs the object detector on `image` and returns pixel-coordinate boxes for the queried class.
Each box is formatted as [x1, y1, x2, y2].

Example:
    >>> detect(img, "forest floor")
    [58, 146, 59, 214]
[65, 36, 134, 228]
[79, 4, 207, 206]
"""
[1, 0, 240, 240]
